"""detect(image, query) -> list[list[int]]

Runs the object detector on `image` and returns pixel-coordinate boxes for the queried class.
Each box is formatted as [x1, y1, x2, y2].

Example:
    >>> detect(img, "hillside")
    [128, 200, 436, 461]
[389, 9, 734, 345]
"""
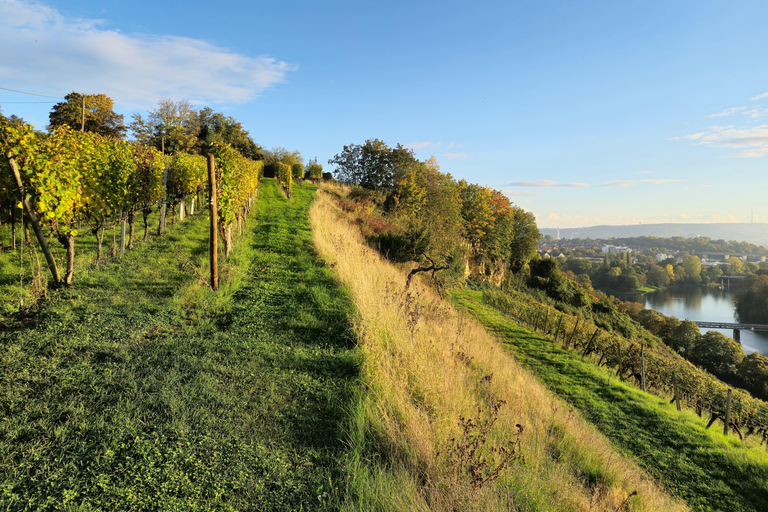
[541, 223, 768, 248]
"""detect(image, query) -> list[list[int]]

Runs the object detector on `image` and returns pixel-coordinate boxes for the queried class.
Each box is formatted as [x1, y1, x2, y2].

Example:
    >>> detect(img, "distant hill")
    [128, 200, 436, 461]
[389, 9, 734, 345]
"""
[540, 223, 768, 249]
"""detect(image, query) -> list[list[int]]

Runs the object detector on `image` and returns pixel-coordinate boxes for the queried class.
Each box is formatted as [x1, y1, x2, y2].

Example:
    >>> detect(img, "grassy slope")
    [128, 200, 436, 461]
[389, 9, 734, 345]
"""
[451, 289, 768, 512]
[311, 190, 687, 512]
[0, 179, 358, 511]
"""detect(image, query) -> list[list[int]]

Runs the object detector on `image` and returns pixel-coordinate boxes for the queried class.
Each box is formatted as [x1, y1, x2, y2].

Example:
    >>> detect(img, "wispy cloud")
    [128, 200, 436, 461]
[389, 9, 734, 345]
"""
[406, 141, 440, 150]
[501, 190, 541, 197]
[639, 179, 685, 184]
[0, 0, 295, 110]
[752, 92, 768, 101]
[706, 106, 746, 118]
[679, 125, 768, 157]
[539, 211, 750, 228]
[599, 181, 635, 187]
[441, 152, 471, 160]
[506, 179, 683, 188]
[505, 180, 591, 188]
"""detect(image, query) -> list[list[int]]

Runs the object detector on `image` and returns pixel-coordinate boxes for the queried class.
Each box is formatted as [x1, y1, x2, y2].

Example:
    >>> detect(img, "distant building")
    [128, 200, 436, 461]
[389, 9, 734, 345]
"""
[655, 253, 669, 262]
[602, 245, 632, 254]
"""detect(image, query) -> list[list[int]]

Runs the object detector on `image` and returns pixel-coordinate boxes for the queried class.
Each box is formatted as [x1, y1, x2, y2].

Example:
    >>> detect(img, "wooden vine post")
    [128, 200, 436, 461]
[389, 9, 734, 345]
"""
[158, 164, 168, 235]
[5, 152, 62, 285]
[673, 373, 681, 412]
[641, 345, 647, 393]
[207, 154, 218, 291]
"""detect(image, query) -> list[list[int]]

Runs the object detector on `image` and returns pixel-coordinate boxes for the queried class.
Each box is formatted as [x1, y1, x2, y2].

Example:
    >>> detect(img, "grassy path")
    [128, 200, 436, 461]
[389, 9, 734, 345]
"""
[451, 290, 768, 512]
[0, 179, 358, 511]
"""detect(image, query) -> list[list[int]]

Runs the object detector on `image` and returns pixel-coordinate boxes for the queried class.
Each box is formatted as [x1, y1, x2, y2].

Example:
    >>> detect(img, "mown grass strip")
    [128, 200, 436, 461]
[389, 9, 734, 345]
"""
[0, 179, 358, 511]
[451, 289, 768, 512]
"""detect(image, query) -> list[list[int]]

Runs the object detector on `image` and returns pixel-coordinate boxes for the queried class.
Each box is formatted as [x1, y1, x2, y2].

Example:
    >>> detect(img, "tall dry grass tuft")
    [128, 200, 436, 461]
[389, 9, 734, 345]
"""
[310, 189, 687, 512]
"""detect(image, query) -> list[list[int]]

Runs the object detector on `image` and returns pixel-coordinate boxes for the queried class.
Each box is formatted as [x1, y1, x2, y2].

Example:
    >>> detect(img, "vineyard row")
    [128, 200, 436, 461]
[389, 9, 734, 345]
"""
[1, 124, 263, 287]
[482, 288, 768, 446]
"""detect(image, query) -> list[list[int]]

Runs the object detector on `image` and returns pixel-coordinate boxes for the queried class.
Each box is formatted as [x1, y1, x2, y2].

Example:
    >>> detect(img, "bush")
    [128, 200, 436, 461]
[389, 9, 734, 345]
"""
[366, 228, 429, 263]
[291, 163, 304, 181]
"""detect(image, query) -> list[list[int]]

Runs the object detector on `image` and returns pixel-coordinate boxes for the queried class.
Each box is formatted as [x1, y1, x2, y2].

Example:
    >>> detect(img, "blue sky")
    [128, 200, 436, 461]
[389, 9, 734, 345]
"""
[2, 0, 767, 228]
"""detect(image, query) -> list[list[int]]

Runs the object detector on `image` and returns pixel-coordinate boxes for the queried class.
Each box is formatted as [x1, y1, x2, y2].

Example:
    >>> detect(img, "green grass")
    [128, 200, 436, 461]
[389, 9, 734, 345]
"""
[0, 179, 359, 511]
[451, 289, 768, 512]
[0, 198, 194, 316]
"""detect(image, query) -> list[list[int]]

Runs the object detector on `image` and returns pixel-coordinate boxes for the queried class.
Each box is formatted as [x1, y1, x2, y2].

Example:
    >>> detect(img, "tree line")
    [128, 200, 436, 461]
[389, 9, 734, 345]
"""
[327, 139, 540, 285]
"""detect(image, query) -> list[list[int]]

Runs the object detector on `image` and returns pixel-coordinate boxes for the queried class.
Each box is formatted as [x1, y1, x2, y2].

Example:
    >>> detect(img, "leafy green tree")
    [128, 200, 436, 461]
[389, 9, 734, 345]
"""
[681, 254, 702, 284]
[328, 139, 416, 191]
[307, 163, 323, 180]
[508, 207, 540, 273]
[667, 320, 700, 355]
[734, 273, 768, 323]
[458, 180, 493, 256]
[291, 163, 305, 181]
[690, 331, 744, 376]
[196, 107, 263, 160]
[49, 92, 127, 138]
[727, 256, 744, 275]
[130, 99, 200, 154]
[738, 352, 768, 397]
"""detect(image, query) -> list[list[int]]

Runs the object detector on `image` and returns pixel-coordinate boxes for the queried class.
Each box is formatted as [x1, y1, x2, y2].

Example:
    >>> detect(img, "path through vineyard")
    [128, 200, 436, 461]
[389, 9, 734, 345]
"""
[0, 179, 357, 510]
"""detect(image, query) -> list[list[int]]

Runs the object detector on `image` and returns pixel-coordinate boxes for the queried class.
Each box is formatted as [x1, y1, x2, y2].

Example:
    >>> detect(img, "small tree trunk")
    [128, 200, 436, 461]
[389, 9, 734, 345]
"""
[23, 213, 31, 244]
[142, 207, 151, 241]
[92, 223, 104, 264]
[58, 233, 76, 286]
[127, 210, 136, 249]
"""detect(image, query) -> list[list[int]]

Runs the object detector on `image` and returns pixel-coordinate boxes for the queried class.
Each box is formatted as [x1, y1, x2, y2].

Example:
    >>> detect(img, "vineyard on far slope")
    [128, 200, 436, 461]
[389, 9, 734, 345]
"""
[480, 285, 768, 445]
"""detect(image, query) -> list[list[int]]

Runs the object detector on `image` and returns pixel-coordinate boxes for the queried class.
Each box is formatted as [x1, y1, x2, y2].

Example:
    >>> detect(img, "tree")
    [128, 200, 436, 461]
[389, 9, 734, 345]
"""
[328, 139, 416, 191]
[727, 256, 744, 275]
[690, 330, 744, 376]
[738, 352, 768, 397]
[734, 273, 768, 323]
[307, 163, 323, 181]
[458, 180, 493, 256]
[130, 99, 199, 154]
[667, 320, 700, 355]
[681, 254, 702, 284]
[196, 107, 263, 160]
[49, 92, 127, 138]
[508, 207, 540, 273]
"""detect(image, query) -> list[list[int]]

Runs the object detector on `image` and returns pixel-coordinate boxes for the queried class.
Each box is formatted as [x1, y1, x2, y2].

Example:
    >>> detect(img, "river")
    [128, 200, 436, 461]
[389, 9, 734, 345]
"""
[626, 287, 768, 356]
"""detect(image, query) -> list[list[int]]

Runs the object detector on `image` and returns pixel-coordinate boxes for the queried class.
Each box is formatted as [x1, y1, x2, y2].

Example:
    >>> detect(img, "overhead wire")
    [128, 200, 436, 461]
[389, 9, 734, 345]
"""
[0, 86, 63, 99]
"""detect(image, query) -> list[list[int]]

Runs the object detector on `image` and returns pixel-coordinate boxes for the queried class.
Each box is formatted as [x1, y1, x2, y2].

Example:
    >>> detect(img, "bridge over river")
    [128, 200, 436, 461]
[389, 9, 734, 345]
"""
[693, 321, 768, 343]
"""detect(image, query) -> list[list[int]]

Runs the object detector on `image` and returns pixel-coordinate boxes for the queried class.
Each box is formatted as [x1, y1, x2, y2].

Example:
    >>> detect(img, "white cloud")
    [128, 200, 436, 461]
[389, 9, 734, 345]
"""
[706, 106, 746, 118]
[406, 141, 441, 150]
[679, 125, 768, 158]
[501, 190, 541, 197]
[742, 107, 768, 119]
[538, 211, 749, 228]
[506, 179, 681, 188]
[639, 179, 685, 184]
[505, 180, 591, 188]
[0, 0, 295, 110]
[599, 181, 635, 187]
[728, 147, 768, 158]
[752, 92, 768, 101]
[441, 152, 471, 160]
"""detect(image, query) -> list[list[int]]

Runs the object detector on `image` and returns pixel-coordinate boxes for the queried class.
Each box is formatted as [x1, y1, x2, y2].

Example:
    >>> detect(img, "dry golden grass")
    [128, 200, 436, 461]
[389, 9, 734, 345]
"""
[310, 189, 688, 512]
